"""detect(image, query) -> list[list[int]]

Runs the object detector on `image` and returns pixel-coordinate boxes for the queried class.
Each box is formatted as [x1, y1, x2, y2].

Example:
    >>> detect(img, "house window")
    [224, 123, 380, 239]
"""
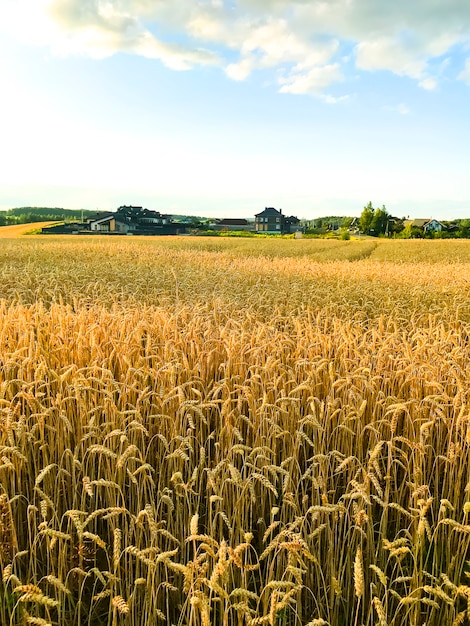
[276, 224, 280, 230]
[276, 217, 280, 223]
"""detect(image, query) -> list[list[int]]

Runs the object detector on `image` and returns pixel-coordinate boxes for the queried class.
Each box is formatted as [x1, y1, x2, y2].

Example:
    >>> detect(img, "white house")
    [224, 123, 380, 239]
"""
[89, 215, 130, 233]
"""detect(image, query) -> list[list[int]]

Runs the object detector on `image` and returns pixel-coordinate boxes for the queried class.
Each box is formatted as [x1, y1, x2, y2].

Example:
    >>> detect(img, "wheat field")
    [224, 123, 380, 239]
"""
[1, 235, 470, 626]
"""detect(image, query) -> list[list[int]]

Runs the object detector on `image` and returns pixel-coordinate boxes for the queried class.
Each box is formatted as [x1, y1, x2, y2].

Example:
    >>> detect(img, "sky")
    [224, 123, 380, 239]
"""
[0, 0, 469, 220]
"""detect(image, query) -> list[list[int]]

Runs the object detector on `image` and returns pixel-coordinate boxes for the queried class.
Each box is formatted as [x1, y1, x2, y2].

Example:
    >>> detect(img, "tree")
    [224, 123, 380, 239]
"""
[341, 216, 354, 228]
[359, 202, 374, 234]
[189, 217, 204, 230]
[399, 223, 423, 239]
[389, 217, 405, 235]
[458, 219, 470, 238]
[359, 203, 393, 236]
[370, 205, 389, 236]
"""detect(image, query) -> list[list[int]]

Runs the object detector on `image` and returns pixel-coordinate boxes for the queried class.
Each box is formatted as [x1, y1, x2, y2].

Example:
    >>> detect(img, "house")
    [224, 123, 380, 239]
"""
[214, 218, 252, 232]
[139, 210, 171, 225]
[254, 207, 301, 234]
[85, 206, 187, 235]
[89, 214, 130, 233]
[406, 219, 444, 233]
[255, 207, 283, 233]
[116, 206, 171, 226]
[423, 219, 444, 233]
[284, 216, 302, 234]
[40, 205, 188, 236]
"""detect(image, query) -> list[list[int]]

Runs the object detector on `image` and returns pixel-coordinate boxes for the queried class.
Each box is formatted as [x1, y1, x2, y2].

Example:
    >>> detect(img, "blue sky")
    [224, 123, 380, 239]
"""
[1, 0, 469, 219]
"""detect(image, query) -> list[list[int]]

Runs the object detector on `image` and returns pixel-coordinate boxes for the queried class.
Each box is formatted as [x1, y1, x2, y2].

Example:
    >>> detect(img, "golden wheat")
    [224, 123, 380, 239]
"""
[0, 236, 469, 624]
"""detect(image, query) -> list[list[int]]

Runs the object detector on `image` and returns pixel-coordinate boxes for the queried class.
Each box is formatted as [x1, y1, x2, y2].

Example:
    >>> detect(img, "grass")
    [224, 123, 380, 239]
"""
[0, 235, 469, 625]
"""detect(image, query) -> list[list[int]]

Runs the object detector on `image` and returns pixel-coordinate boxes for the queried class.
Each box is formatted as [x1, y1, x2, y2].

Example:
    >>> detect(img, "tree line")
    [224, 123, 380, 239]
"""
[0, 207, 96, 226]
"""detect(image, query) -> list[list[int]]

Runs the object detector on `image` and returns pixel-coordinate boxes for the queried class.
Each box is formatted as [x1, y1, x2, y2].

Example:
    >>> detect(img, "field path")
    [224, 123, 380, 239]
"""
[0, 222, 56, 237]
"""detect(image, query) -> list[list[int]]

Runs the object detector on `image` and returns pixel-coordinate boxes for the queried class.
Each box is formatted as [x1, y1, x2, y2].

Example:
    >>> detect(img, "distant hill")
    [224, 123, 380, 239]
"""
[0, 207, 98, 226]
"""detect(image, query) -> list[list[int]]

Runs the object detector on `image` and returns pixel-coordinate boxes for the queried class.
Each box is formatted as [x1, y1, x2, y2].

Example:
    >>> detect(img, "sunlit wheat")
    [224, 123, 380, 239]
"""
[0, 235, 469, 624]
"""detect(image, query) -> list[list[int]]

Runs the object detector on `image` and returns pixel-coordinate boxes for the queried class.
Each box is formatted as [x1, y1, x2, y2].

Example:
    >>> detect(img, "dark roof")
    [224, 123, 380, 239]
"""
[142, 209, 172, 219]
[91, 214, 128, 225]
[142, 209, 160, 216]
[406, 218, 443, 229]
[219, 218, 249, 225]
[255, 207, 282, 218]
[408, 218, 431, 228]
[87, 212, 114, 222]
[285, 216, 300, 224]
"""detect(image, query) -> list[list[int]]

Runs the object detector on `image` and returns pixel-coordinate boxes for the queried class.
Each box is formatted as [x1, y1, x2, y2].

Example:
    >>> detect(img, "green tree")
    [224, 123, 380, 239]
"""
[359, 202, 374, 234]
[370, 205, 390, 236]
[457, 219, 470, 238]
[389, 217, 405, 235]
[399, 223, 423, 239]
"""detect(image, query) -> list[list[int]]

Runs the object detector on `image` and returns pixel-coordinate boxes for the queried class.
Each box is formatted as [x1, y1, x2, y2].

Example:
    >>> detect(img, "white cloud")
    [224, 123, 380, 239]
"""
[356, 37, 426, 79]
[3, 0, 220, 68]
[279, 64, 343, 95]
[226, 57, 255, 81]
[190, 12, 341, 93]
[132, 33, 220, 70]
[2, 0, 470, 94]
[419, 78, 438, 90]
